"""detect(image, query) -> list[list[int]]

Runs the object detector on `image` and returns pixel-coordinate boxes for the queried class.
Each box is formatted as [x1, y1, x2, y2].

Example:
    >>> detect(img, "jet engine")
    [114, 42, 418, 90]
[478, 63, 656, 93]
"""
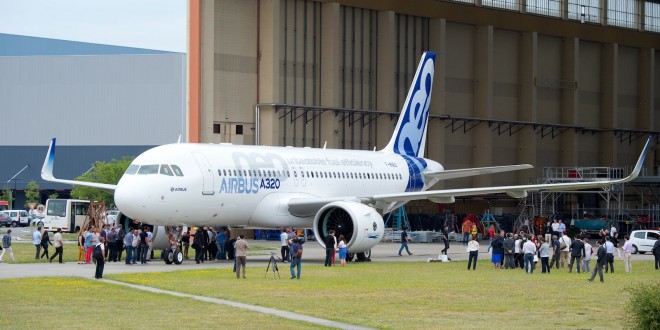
[313, 201, 384, 254]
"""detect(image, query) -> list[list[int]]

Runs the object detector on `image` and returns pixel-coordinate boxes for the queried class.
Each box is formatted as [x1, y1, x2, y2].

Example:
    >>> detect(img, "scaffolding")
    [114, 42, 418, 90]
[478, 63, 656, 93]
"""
[514, 166, 660, 232]
[385, 206, 410, 230]
[481, 214, 498, 235]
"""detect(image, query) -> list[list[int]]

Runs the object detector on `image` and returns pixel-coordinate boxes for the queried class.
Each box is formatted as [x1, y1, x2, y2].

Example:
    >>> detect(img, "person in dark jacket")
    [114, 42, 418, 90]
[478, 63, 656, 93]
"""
[40, 229, 52, 259]
[588, 241, 606, 282]
[440, 226, 450, 257]
[653, 239, 660, 270]
[491, 231, 505, 269]
[398, 229, 413, 256]
[324, 230, 336, 267]
[193, 228, 205, 264]
[568, 235, 585, 273]
[502, 233, 515, 269]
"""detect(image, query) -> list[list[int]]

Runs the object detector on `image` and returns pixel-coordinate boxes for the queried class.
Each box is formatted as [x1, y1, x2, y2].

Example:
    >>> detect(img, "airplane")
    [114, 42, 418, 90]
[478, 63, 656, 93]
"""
[41, 51, 653, 264]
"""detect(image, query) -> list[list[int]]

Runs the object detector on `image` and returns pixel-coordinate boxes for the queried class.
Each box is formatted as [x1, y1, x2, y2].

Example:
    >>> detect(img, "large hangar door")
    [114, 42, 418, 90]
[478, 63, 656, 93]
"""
[192, 152, 215, 195]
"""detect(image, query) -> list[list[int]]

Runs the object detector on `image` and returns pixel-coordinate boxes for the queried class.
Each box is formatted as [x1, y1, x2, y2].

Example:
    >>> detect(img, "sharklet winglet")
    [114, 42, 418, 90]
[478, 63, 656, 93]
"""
[40, 138, 117, 192]
[41, 138, 57, 181]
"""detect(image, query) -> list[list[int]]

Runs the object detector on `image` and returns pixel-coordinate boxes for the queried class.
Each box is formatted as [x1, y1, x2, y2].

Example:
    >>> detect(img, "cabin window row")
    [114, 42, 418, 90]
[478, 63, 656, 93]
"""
[218, 168, 403, 181]
[125, 164, 184, 176]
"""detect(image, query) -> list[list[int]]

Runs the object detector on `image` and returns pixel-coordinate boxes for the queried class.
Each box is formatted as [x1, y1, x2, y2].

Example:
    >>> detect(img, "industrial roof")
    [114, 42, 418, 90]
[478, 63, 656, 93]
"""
[0, 33, 178, 56]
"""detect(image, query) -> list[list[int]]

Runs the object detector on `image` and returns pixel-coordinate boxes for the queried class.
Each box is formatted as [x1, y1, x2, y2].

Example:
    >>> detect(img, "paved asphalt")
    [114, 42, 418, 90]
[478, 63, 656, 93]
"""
[1, 235, 655, 279]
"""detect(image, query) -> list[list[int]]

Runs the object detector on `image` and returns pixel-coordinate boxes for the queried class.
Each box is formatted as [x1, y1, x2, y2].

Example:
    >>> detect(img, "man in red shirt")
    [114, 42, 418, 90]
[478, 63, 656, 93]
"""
[487, 224, 496, 253]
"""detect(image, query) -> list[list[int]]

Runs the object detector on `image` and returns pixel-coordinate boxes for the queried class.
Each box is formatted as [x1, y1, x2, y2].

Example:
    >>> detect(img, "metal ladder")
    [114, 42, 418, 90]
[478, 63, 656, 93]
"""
[385, 206, 410, 231]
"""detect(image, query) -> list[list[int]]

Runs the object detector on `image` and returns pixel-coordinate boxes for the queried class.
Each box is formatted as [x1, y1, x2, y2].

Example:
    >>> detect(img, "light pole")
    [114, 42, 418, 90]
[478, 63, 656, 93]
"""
[6, 164, 30, 210]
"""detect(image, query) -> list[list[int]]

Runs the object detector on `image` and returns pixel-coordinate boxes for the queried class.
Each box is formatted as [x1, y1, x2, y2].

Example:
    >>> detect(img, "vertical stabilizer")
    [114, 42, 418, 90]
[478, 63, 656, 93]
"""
[381, 51, 436, 157]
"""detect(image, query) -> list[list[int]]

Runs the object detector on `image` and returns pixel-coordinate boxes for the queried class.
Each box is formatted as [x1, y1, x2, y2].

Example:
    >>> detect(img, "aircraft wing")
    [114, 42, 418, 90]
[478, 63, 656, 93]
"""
[373, 136, 653, 204]
[41, 138, 118, 192]
[288, 136, 653, 214]
[424, 164, 533, 181]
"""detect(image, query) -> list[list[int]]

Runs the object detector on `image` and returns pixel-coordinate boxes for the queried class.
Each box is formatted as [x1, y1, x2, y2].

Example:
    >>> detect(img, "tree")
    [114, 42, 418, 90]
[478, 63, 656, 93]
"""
[24, 180, 41, 209]
[1, 186, 12, 209]
[70, 156, 135, 206]
[48, 193, 59, 200]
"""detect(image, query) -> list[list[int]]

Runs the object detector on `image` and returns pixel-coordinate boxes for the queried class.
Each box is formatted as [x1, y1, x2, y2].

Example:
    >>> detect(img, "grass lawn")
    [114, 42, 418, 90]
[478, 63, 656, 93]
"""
[0, 277, 327, 330]
[1, 242, 658, 329]
[106, 260, 659, 329]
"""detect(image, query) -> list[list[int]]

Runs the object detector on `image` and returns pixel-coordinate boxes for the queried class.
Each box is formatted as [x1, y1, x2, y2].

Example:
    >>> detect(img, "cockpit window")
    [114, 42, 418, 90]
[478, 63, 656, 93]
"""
[137, 165, 159, 175]
[160, 164, 174, 176]
[171, 165, 184, 177]
[125, 164, 139, 175]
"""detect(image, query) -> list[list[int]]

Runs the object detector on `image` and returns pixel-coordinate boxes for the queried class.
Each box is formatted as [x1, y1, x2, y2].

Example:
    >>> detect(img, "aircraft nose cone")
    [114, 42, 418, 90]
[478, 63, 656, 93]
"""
[114, 179, 143, 219]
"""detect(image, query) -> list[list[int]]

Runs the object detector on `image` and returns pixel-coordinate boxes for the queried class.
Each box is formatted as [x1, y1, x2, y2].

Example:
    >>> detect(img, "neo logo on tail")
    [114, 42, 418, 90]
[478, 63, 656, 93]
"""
[384, 51, 436, 159]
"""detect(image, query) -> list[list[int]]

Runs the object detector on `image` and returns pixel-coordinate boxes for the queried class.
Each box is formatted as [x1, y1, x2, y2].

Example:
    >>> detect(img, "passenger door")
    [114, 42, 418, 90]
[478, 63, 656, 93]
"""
[192, 152, 215, 195]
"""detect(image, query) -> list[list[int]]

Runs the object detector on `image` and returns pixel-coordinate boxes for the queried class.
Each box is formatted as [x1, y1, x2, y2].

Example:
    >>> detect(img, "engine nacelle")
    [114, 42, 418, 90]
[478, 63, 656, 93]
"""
[313, 201, 384, 253]
[150, 226, 176, 250]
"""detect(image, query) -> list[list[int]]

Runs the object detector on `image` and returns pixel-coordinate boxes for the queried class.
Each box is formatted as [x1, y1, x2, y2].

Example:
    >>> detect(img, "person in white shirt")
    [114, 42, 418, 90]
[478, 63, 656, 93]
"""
[551, 220, 560, 237]
[146, 228, 154, 261]
[50, 228, 64, 263]
[582, 238, 593, 272]
[560, 234, 571, 268]
[280, 228, 290, 262]
[522, 236, 537, 273]
[622, 235, 634, 273]
[604, 236, 615, 273]
[33, 228, 42, 259]
[514, 234, 522, 269]
[610, 225, 617, 239]
[466, 236, 480, 270]
[539, 238, 550, 273]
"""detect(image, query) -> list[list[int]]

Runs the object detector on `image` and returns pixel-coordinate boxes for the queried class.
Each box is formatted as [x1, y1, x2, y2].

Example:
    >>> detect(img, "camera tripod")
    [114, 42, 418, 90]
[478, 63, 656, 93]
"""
[265, 253, 280, 278]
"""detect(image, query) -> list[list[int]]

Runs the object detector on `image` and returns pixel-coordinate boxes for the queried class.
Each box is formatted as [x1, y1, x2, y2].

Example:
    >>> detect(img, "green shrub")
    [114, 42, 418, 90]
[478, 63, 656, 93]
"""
[626, 281, 660, 330]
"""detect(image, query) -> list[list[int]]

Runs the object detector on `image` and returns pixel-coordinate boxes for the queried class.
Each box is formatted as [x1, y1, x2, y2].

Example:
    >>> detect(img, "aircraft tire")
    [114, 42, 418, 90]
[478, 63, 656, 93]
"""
[164, 249, 174, 264]
[173, 250, 183, 264]
[355, 250, 371, 262]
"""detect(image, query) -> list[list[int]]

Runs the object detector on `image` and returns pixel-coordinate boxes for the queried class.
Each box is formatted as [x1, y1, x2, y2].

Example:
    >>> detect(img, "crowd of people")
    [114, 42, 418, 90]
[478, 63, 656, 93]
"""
[460, 219, 649, 282]
[5, 219, 658, 282]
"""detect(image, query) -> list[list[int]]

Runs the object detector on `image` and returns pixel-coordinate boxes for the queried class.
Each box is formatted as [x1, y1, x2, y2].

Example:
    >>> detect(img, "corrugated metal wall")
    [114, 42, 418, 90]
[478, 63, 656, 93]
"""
[0, 53, 186, 146]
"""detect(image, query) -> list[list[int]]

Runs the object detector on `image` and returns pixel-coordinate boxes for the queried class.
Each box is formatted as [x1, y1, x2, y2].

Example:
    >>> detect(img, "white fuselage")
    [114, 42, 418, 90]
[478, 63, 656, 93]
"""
[114, 143, 442, 228]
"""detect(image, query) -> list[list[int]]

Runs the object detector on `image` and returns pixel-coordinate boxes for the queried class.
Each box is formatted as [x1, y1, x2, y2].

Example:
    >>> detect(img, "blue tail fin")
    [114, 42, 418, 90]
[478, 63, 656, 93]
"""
[382, 51, 435, 157]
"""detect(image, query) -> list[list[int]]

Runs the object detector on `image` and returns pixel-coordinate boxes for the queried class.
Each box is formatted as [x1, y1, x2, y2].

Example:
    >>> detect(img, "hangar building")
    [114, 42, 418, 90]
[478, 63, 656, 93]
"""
[0, 34, 186, 209]
[187, 0, 660, 220]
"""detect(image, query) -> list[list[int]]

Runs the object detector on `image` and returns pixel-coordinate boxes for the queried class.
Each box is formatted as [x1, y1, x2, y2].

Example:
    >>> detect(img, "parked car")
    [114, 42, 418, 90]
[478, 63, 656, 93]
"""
[1, 210, 29, 227]
[0, 212, 11, 227]
[30, 214, 45, 227]
[629, 229, 660, 254]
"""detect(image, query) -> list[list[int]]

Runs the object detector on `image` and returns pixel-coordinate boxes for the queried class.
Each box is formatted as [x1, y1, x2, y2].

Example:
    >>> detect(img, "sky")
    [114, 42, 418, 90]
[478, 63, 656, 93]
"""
[0, 0, 187, 52]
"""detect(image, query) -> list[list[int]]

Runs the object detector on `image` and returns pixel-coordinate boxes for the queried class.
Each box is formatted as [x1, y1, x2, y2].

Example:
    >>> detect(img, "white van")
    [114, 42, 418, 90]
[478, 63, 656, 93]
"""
[0, 210, 29, 227]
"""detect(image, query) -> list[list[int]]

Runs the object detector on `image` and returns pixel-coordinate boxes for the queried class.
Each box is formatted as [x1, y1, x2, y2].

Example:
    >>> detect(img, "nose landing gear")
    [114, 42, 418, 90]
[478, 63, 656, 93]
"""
[163, 248, 183, 264]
